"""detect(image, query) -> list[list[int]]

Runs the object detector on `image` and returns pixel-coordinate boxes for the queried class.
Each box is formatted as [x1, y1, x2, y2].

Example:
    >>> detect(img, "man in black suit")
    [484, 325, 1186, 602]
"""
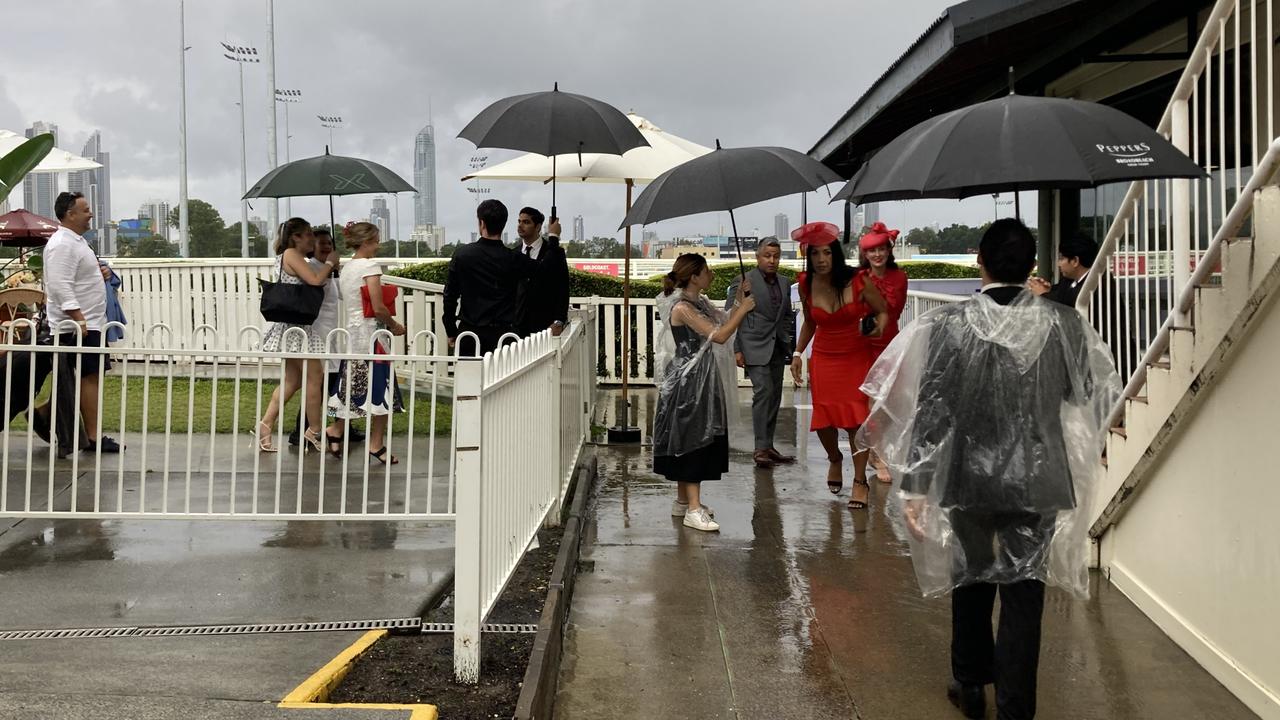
[443, 200, 535, 356]
[513, 207, 570, 338]
[1026, 232, 1098, 308]
[882, 219, 1118, 720]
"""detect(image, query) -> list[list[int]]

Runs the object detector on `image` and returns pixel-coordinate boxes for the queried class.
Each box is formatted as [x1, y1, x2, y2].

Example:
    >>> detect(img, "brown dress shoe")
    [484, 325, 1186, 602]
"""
[766, 448, 796, 464]
[753, 450, 776, 468]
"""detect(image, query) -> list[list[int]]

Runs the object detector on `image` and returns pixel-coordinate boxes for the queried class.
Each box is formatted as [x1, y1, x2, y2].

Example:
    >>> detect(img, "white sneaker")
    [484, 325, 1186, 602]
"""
[672, 500, 714, 518]
[683, 507, 720, 532]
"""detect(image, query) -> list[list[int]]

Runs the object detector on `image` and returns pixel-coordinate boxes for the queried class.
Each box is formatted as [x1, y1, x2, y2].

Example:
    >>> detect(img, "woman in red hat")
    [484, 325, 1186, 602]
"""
[790, 221, 889, 509]
[858, 222, 909, 484]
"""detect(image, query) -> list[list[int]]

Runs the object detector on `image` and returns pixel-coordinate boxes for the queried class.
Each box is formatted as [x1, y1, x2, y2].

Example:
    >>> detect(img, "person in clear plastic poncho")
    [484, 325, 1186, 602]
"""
[652, 254, 752, 533]
[857, 219, 1120, 720]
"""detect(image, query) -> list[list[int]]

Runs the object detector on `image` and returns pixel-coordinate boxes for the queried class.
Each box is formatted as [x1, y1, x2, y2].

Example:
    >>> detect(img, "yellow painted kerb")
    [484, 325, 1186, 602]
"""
[279, 629, 439, 720]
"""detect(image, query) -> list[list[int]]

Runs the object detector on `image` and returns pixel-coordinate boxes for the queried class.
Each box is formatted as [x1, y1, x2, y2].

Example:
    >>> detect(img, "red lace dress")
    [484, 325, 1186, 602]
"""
[865, 268, 909, 358]
[799, 272, 875, 430]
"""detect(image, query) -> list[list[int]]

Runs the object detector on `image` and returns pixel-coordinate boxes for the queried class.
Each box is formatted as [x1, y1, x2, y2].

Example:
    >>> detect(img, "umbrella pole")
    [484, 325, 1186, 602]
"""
[551, 155, 557, 222]
[729, 208, 746, 281]
[329, 195, 335, 237]
[608, 180, 641, 444]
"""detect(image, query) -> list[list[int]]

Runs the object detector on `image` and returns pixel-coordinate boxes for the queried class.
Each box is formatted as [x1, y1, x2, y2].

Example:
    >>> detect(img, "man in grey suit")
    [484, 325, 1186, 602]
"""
[725, 238, 796, 468]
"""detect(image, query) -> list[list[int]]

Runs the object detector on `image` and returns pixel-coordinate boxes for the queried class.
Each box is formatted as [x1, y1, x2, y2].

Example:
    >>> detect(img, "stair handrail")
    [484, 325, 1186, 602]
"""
[1100, 137, 1280, 431]
[1075, 0, 1239, 312]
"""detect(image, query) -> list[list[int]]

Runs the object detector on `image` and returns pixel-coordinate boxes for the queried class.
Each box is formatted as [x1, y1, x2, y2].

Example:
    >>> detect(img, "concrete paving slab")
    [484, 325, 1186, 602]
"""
[555, 389, 1259, 720]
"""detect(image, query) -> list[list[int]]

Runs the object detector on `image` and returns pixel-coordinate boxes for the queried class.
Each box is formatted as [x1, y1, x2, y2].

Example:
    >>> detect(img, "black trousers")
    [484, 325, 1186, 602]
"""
[1, 347, 86, 449]
[950, 511, 1055, 720]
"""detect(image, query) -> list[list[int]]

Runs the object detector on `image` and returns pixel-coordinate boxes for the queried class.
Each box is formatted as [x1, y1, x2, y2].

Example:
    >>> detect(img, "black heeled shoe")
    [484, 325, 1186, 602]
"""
[826, 453, 843, 494]
[370, 447, 399, 466]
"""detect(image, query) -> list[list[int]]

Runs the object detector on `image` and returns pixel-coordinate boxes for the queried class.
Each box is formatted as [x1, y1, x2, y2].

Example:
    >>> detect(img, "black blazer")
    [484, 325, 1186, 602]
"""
[515, 236, 571, 336]
[900, 287, 1092, 513]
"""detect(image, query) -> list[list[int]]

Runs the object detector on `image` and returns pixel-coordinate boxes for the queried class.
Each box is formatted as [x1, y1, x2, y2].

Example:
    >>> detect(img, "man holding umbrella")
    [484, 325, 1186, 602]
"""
[443, 199, 535, 355]
[513, 206, 570, 338]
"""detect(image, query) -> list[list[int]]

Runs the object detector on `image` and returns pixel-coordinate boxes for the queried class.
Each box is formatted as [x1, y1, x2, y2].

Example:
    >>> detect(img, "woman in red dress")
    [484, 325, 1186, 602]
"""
[789, 222, 889, 509]
[858, 222, 909, 484]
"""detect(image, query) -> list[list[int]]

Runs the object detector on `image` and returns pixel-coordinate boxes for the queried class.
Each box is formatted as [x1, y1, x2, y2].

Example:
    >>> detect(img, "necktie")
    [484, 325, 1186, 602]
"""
[524, 244, 532, 256]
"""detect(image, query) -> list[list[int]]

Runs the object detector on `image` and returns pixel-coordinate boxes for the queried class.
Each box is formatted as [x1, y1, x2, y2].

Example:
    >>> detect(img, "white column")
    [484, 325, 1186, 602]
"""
[177, 0, 190, 257]
[264, 0, 279, 255]
[238, 63, 249, 257]
[1172, 98, 1191, 323]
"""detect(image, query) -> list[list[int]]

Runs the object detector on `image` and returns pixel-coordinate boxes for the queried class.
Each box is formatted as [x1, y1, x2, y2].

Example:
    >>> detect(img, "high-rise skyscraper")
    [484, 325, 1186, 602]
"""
[138, 199, 172, 241]
[572, 215, 585, 244]
[413, 121, 437, 229]
[68, 131, 111, 249]
[774, 212, 789, 240]
[23, 121, 58, 219]
[370, 197, 392, 242]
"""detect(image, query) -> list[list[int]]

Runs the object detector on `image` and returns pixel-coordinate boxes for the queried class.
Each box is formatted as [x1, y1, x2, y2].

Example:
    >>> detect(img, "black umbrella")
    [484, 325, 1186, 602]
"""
[620, 141, 843, 275]
[833, 93, 1206, 206]
[243, 148, 414, 236]
[457, 83, 648, 219]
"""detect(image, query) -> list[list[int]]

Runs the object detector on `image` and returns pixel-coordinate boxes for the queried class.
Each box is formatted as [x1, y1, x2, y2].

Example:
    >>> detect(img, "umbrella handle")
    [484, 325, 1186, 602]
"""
[728, 208, 748, 292]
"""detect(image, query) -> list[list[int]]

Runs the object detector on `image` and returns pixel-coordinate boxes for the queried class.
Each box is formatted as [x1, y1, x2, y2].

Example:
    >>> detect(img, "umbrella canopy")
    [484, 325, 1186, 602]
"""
[621, 143, 842, 228]
[0, 209, 59, 247]
[462, 113, 710, 185]
[243, 151, 414, 199]
[833, 94, 1206, 204]
[0, 129, 101, 172]
[458, 84, 648, 158]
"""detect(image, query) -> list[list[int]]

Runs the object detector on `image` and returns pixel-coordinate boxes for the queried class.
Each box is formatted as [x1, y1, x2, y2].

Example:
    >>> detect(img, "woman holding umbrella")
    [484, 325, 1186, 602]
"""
[256, 217, 339, 453]
[790, 222, 889, 509]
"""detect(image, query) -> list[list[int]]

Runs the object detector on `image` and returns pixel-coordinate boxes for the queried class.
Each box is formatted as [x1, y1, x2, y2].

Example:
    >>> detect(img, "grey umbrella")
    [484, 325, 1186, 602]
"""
[243, 148, 414, 235]
[457, 83, 648, 219]
[833, 94, 1206, 206]
[620, 142, 843, 275]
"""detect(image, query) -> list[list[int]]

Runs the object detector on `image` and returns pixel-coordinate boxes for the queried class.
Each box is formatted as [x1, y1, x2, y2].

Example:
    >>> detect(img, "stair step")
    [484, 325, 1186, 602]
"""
[1148, 359, 1171, 370]
[1129, 394, 1149, 404]
[1109, 426, 1128, 439]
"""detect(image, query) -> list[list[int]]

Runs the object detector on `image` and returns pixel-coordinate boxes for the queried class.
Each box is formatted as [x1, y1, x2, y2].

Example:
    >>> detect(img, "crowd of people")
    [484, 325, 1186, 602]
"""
[651, 217, 1119, 720]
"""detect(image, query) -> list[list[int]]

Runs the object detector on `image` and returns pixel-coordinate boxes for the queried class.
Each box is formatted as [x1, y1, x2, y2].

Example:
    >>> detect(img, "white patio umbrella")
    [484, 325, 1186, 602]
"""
[462, 113, 712, 186]
[0, 129, 102, 172]
[462, 113, 711, 442]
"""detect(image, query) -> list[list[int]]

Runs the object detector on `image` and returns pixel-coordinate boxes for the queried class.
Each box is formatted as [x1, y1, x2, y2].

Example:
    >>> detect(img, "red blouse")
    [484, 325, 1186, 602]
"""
[864, 268, 908, 350]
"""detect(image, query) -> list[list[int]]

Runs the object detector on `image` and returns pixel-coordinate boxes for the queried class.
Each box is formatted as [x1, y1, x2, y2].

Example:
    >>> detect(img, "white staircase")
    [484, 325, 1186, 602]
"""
[1080, 2, 1280, 716]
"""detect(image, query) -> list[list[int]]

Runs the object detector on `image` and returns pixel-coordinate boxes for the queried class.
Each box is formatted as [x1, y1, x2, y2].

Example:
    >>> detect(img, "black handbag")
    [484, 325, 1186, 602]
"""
[860, 313, 877, 336]
[259, 260, 324, 325]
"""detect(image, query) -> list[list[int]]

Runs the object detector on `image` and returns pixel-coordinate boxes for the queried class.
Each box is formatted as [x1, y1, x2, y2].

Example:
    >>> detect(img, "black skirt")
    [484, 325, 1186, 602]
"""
[653, 434, 729, 482]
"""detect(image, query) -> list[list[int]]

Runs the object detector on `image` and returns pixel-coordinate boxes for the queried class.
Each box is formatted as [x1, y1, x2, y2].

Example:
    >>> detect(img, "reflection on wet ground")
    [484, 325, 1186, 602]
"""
[556, 389, 1257, 720]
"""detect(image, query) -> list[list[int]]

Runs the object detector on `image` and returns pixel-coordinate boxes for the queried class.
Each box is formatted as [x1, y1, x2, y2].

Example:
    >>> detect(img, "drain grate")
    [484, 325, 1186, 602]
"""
[421, 622, 538, 634]
[0, 617, 538, 640]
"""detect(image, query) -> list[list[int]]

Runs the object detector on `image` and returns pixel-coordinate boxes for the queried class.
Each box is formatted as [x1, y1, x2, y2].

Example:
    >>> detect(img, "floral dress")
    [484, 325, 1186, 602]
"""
[327, 257, 403, 419]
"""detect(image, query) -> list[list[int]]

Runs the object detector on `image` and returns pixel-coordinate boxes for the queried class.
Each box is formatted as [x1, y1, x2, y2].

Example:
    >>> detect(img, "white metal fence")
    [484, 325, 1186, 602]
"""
[1077, 0, 1278, 384]
[1, 313, 597, 682]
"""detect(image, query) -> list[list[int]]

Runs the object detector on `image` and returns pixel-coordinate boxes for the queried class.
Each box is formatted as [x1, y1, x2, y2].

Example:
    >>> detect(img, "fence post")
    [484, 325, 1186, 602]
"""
[452, 357, 484, 683]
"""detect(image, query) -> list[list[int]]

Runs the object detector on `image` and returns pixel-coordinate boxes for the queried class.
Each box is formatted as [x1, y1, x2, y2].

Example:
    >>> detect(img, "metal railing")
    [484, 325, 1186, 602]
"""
[2, 313, 596, 684]
[1078, 0, 1277, 387]
[0, 320, 452, 519]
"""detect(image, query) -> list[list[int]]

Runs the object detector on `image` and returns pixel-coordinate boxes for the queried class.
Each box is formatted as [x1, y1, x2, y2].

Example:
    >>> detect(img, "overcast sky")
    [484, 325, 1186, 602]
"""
[1, 0, 1035, 250]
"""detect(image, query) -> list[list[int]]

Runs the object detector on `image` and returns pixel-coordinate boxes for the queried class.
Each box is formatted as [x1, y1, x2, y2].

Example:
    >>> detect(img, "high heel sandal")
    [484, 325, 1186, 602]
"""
[255, 422, 278, 453]
[324, 433, 344, 458]
[370, 447, 399, 466]
[848, 478, 871, 510]
[826, 453, 843, 494]
[302, 429, 324, 454]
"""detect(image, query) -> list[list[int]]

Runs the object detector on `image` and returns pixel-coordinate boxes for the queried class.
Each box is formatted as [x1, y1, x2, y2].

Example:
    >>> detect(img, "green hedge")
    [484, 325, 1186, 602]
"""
[389, 258, 978, 300]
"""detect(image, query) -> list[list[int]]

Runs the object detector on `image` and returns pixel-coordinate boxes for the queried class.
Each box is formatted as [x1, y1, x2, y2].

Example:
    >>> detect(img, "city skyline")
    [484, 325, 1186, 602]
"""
[414, 120, 437, 232]
[0, 1, 1036, 255]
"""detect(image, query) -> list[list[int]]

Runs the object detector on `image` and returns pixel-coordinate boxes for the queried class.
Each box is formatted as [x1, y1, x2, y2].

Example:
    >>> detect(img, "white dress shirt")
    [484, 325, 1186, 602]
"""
[43, 225, 107, 331]
[520, 236, 544, 260]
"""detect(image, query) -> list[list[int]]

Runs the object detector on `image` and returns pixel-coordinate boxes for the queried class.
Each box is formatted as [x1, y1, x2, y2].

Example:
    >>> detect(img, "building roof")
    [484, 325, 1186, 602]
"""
[810, 0, 1200, 176]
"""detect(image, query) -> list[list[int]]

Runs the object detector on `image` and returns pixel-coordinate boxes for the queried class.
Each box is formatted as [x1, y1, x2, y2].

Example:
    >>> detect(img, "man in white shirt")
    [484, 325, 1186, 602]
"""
[31, 192, 121, 455]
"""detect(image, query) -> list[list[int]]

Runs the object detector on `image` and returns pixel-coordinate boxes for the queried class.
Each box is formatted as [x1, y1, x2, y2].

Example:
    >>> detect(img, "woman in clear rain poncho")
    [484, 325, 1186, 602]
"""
[653, 254, 754, 532]
[856, 219, 1121, 719]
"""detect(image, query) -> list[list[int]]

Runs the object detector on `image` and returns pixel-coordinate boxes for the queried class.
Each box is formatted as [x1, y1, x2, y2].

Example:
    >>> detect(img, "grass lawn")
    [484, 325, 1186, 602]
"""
[7, 375, 452, 437]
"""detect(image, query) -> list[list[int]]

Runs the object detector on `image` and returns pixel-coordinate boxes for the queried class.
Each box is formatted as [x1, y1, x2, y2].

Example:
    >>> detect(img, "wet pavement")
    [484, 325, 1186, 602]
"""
[555, 389, 1259, 720]
[0, 434, 454, 719]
